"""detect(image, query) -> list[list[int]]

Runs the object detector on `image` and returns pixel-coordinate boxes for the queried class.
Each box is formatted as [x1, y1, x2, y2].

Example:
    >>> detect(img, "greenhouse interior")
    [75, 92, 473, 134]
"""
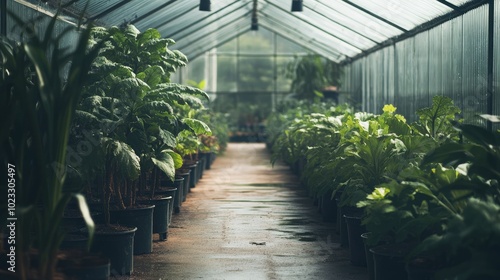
[1, 0, 500, 279]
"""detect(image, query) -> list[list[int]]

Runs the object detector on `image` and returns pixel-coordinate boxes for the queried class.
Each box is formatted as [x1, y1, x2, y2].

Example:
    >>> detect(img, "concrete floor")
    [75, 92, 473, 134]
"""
[124, 143, 367, 280]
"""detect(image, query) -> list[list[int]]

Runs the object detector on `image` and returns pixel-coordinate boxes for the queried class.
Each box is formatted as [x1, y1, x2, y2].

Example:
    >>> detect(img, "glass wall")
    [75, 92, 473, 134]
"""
[342, 3, 495, 125]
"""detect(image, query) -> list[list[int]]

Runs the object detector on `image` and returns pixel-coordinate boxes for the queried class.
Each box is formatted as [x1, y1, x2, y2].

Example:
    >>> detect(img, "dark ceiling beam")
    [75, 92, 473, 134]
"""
[130, 0, 178, 24]
[342, 0, 407, 32]
[1, 0, 6, 36]
[88, 0, 133, 21]
[153, 4, 199, 30]
[169, 1, 248, 38]
[436, 0, 461, 10]
[263, 0, 363, 52]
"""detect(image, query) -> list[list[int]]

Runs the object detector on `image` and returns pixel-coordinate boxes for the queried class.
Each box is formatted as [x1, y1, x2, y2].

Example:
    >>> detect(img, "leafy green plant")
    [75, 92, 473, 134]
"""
[411, 197, 500, 279]
[1, 10, 103, 279]
[285, 54, 342, 100]
[358, 164, 468, 246]
[71, 24, 211, 223]
[413, 95, 461, 142]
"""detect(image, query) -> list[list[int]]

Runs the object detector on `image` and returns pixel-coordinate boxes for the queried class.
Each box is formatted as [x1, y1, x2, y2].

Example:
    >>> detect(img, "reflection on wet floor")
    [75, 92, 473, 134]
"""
[130, 143, 367, 280]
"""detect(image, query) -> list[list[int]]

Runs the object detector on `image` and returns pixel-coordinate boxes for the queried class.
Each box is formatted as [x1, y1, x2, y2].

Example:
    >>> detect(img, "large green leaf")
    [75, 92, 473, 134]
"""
[157, 127, 177, 148]
[152, 151, 175, 181]
[163, 149, 183, 169]
[416, 95, 460, 139]
[183, 118, 212, 135]
[104, 138, 141, 180]
[137, 65, 165, 88]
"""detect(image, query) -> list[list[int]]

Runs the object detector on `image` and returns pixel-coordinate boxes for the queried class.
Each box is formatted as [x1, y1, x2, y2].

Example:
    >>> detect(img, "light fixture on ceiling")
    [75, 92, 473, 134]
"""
[199, 0, 211, 11]
[291, 0, 303, 12]
[251, 0, 258, 30]
[251, 17, 258, 30]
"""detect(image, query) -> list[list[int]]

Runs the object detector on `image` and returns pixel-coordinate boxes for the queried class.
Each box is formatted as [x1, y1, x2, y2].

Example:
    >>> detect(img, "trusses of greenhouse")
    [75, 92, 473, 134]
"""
[3, 0, 486, 63]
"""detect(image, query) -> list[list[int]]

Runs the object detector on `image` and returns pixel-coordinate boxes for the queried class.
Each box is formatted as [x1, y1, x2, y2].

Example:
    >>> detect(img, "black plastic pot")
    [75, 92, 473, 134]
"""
[320, 191, 337, 222]
[163, 177, 184, 213]
[177, 169, 191, 203]
[344, 214, 366, 266]
[201, 152, 212, 169]
[185, 163, 198, 189]
[370, 243, 411, 280]
[91, 226, 136, 275]
[60, 253, 110, 280]
[137, 196, 172, 241]
[110, 205, 155, 255]
[61, 233, 88, 250]
[196, 159, 204, 181]
[406, 257, 440, 280]
[335, 198, 356, 247]
[155, 187, 177, 218]
[361, 233, 375, 280]
[174, 177, 185, 208]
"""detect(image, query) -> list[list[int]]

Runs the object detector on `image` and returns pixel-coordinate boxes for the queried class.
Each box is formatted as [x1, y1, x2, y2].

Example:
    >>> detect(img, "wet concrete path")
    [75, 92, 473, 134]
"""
[129, 143, 367, 280]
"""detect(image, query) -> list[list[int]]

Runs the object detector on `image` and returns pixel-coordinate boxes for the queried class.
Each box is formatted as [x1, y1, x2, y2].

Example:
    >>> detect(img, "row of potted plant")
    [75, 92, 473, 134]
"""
[1, 11, 227, 279]
[267, 97, 500, 279]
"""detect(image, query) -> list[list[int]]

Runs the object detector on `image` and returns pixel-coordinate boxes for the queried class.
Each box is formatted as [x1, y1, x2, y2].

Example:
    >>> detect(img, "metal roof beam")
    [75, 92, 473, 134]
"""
[263, 0, 364, 52]
[169, 1, 248, 38]
[341, 0, 407, 32]
[435, 0, 461, 11]
[131, 0, 178, 24]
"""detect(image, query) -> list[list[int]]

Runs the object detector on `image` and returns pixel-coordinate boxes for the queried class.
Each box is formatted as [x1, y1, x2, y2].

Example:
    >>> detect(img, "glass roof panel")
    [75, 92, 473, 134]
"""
[176, 17, 250, 60]
[161, 3, 251, 39]
[166, 10, 250, 50]
[65, 0, 479, 61]
[259, 9, 360, 58]
[308, 0, 402, 41]
[261, 2, 376, 51]
[346, 0, 453, 30]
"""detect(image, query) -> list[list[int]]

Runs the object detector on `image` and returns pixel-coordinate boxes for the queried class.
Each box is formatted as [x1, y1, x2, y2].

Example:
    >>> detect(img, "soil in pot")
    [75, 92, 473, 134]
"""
[58, 249, 110, 280]
[109, 204, 155, 255]
[90, 225, 136, 276]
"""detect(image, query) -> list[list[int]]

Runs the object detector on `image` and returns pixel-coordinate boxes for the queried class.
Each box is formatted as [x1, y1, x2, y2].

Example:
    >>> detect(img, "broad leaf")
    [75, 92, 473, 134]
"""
[183, 118, 212, 135]
[152, 151, 175, 181]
